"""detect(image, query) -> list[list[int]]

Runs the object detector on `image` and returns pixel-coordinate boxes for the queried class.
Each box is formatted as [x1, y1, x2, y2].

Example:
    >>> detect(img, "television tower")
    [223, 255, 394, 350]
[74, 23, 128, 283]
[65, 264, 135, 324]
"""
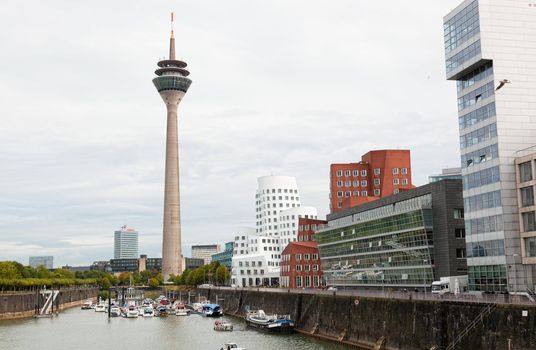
[152, 13, 192, 280]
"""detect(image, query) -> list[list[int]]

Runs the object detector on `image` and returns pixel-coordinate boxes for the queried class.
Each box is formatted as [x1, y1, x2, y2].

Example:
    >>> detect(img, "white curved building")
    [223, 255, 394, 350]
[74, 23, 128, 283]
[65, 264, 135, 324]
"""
[255, 175, 301, 236]
[278, 206, 318, 247]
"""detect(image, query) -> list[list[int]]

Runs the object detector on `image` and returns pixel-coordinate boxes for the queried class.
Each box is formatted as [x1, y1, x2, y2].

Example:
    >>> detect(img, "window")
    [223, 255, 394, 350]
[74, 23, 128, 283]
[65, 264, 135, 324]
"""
[374, 178, 380, 185]
[296, 265, 302, 271]
[345, 191, 351, 197]
[393, 188, 399, 194]
[521, 187, 535, 207]
[401, 168, 408, 175]
[296, 254, 301, 260]
[361, 170, 367, 177]
[522, 211, 536, 232]
[296, 276, 302, 287]
[402, 179, 408, 185]
[353, 181, 359, 187]
[304, 254, 310, 260]
[337, 202, 342, 208]
[374, 189, 380, 196]
[454, 209, 464, 219]
[392, 168, 399, 175]
[520, 162, 533, 182]
[362, 191, 368, 196]
[361, 180, 367, 187]
[312, 254, 318, 260]
[374, 168, 381, 175]
[353, 191, 359, 196]
[345, 181, 351, 187]
[336, 181, 342, 187]
[353, 170, 359, 176]
[304, 265, 310, 271]
[455, 228, 466, 239]
[525, 237, 536, 257]
[393, 178, 399, 185]
[345, 170, 351, 176]
[305, 276, 311, 287]
[337, 191, 343, 198]
[456, 248, 467, 259]
[336, 170, 342, 177]
[313, 276, 319, 287]
[312, 265, 318, 271]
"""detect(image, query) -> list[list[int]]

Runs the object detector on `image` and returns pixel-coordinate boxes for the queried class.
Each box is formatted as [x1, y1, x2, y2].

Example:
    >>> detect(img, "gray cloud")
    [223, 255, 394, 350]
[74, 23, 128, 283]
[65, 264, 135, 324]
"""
[0, 0, 462, 265]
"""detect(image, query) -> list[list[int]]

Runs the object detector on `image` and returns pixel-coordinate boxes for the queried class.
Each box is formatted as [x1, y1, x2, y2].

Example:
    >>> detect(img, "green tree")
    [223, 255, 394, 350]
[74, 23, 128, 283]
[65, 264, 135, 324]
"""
[149, 277, 160, 289]
[53, 268, 75, 279]
[215, 266, 229, 285]
[118, 272, 131, 285]
[0, 261, 21, 279]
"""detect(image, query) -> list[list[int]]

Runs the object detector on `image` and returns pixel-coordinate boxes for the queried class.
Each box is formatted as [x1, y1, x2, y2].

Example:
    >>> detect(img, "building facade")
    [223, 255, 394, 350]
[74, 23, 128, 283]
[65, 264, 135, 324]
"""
[514, 153, 536, 291]
[255, 175, 301, 236]
[183, 257, 204, 271]
[280, 242, 323, 288]
[114, 226, 139, 259]
[231, 227, 281, 287]
[444, 0, 536, 292]
[278, 206, 318, 247]
[211, 242, 234, 270]
[191, 244, 220, 265]
[330, 150, 414, 214]
[315, 180, 467, 290]
[429, 168, 463, 183]
[29, 256, 53, 269]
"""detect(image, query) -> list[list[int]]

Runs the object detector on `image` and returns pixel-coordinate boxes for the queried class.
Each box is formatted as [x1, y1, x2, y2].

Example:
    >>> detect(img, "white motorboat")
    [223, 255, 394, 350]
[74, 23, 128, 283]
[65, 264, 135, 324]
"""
[94, 302, 106, 313]
[110, 306, 121, 317]
[126, 305, 139, 318]
[220, 343, 246, 350]
[81, 299, 93, 310]
[214, 320, 233, 331]
[143, 307, 154, 317]
[175, 302, 190, 316]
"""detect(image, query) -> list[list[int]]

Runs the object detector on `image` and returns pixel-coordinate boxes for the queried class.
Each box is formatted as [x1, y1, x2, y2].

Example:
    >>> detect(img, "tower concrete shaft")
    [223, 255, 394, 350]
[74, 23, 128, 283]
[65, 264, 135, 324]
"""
[153, 19, 192, 281]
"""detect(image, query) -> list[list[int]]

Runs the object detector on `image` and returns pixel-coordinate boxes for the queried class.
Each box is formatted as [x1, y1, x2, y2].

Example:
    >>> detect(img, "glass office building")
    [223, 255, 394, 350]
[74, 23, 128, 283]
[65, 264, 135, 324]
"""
[444, 0, 536, 292]
[315, 180, 467, 289]
[211, 242, 234, 270]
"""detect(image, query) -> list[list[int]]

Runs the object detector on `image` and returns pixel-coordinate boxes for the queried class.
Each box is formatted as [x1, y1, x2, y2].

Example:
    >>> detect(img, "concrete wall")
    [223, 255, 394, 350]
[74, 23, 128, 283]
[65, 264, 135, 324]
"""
[0, 287, 98, 320]
[200, 288, 536, 350]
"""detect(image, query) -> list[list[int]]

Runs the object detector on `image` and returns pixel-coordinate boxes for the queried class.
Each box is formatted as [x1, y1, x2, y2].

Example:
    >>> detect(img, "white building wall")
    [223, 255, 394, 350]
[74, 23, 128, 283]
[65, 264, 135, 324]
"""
[278, 206, 318, 248]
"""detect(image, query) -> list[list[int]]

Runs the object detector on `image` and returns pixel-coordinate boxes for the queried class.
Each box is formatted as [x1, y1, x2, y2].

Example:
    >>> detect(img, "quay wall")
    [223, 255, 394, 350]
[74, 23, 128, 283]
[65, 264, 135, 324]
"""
[199, 288, 536, 350]
[0, 286, 99, 320]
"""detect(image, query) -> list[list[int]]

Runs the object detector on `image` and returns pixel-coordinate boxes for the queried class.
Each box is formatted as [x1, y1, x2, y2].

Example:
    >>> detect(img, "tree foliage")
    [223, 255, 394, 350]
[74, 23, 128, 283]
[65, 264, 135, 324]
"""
[172, 262, 230, 286]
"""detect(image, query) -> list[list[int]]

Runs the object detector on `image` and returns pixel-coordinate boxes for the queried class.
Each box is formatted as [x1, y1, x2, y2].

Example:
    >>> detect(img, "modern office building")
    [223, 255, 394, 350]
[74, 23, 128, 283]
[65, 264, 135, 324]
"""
[191, 244, 220, 265]
[330, 150, 414, 214]
[255, 175, 301, 236]
[29, 256, 53, 269]
[183, 257, 204, 271]
[444, 0, 536, 292]
[153, 13, 192, 280]
[91, 261, 112, 272]
[211, 242, 234, 270]
[110, 255, 162, 273]
[429, 168, 463, 183]
[315, 180, 467, 290]
[114, 226, 139, 259]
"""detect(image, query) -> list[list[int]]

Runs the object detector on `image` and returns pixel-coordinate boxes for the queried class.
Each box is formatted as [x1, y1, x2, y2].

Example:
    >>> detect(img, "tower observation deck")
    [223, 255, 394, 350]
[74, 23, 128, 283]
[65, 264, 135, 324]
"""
[153, 13, 192, 280]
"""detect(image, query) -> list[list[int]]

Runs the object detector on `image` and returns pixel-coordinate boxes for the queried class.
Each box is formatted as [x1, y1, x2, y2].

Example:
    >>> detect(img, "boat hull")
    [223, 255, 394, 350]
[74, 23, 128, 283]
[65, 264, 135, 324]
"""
[245, 318, 294, 333]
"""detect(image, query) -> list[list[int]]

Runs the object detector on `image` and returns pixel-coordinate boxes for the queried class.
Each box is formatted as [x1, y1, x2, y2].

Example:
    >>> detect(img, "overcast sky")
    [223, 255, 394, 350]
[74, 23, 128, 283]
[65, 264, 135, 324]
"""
[0, 0, 464, 266]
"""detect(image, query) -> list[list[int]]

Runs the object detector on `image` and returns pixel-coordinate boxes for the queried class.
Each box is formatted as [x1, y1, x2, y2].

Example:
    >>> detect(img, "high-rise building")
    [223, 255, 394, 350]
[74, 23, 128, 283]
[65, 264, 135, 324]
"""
[330, 150, 414, 214]
[153, 13, 192, 280]
[114, 226, 139, 259]
[443, 0, 536, 292]
[255, 175, 301, 236]
[191, 244, 221, 265]
[29, 256, 53, 269]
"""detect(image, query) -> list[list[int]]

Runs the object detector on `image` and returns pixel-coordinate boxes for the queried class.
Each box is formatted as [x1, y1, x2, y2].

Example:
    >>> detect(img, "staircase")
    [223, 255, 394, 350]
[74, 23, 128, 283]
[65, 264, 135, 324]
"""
[445, 303, 497, 350]
[38, 290, 59, 316]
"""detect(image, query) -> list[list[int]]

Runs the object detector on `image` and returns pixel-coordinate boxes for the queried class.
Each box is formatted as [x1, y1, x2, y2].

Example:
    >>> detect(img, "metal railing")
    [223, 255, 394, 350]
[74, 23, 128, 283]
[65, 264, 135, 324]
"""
[199, 286, 535, 306]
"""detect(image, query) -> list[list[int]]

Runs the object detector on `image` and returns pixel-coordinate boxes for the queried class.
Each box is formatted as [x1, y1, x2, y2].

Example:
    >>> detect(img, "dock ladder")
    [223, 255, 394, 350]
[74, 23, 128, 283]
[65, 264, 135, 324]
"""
[445, 303, 497, 350]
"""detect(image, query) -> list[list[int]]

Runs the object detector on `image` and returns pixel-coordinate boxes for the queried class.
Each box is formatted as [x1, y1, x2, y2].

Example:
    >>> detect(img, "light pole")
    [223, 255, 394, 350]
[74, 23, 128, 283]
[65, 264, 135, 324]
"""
[513, 253, 519, 293]
[423, 259, 428, 296]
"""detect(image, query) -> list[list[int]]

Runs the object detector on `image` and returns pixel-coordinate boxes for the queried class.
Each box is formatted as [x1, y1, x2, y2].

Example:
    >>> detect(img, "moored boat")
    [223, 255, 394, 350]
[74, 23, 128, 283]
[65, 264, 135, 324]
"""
[81, 299, 93, 310]
[110, 306, 121, 317]
[245, 310, 294, 333]
[202, 304, 223, 317]
[175, 302, 190, 316]
[126, 305, 139, 318]
[214, 320, 233, 331]
[94, 302, 106, 313]
[219, 343, 246, 350]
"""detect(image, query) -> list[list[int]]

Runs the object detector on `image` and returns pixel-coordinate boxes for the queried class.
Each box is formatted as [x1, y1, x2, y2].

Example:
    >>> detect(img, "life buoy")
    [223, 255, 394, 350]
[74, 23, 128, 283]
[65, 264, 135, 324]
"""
[354, 298, 359, 306]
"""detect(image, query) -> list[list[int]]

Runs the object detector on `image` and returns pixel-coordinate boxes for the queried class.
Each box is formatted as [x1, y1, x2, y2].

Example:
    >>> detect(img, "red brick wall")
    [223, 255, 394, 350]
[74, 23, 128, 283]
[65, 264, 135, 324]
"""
[280, 242, 323, 289]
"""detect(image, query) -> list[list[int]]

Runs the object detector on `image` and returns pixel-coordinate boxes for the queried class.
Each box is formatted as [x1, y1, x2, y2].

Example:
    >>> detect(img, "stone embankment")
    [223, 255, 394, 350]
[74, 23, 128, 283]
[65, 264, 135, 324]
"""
[199, 287, 536, 350]
[0, 286, 99, 320]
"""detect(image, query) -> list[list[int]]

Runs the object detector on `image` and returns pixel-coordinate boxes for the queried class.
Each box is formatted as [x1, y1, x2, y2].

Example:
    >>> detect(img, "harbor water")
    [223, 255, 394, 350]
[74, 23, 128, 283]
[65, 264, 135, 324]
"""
[0, 307, 353, 350]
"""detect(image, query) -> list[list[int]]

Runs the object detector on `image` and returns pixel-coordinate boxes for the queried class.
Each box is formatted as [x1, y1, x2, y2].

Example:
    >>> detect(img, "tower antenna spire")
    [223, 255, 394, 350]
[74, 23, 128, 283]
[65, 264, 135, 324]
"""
[169, 11, 176, 60]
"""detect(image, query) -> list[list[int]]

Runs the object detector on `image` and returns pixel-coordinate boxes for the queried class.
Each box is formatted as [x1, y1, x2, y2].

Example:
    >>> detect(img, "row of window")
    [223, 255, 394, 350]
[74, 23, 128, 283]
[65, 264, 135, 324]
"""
[281, 253, 319, 261]
[458, 102, 496, 130]
[463, 190, 502, 213]
[457, 81, 495, 111]
[460, 123, 497, 149]
[335, 168, 407, 177]
[465, 214, 503, 235]
[256, 195, 299, 204]
[457, 62, 492, 93]
[444, 0, 479, 53]
[281, 264, 319, 272]
[466, 239, 505, 258]
[295, 275, 321, 288]
[461, 143, 498, 168]
[462, 166, 500, 190]
[257, 188, 298, 196]
[259, 203, 300, 209]
[238, 261, 263, 267]
[239, 269, 265, 275]
[446, 40, 481, 73]
[468, 264, 507, 292]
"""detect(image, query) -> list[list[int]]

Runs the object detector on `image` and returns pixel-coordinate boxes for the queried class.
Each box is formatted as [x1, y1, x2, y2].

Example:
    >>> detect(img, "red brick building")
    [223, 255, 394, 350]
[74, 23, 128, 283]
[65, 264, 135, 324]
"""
[329, 150, 414, 213]
[280, 218, 326, 288]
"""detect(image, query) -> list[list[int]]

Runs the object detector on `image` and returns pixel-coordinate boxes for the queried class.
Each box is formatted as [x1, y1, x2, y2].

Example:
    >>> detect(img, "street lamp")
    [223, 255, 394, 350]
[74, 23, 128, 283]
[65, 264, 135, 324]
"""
[423, 259, 428, 295]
